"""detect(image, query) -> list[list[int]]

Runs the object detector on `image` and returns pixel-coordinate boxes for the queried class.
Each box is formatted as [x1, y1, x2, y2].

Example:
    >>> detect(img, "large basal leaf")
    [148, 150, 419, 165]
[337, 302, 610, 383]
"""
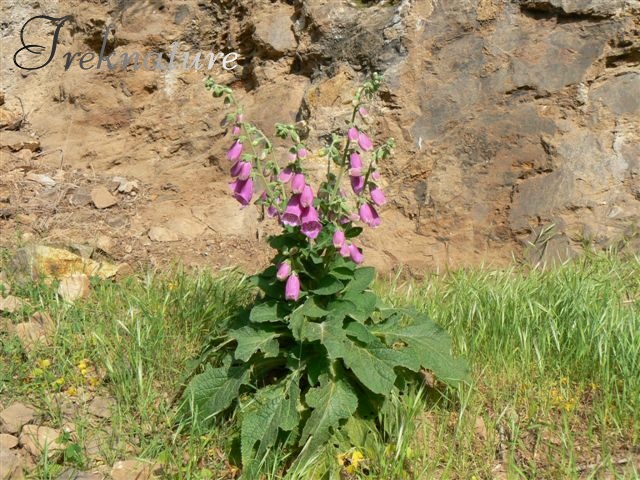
[299, 375, 358, 455]
[372, 308, 470, 385]
[183, 364, 250, 425]
[345, 267, 376, 293]
[311, 275, 344, 296]
[249, 300, 289, 323]
[229, 325, 281, 361]
[241, 376, 300, 467]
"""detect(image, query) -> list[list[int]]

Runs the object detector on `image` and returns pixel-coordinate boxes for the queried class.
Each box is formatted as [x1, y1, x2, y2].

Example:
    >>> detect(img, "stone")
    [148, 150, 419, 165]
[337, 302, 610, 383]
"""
[115, 264, 133, 281]
[0, 108, 21, 130]
[0, 434, 19, 449]
[148, 226, 179, 242]
[57, 274, 91, 302]
[13, 322, 46, 353]
[252, 4, 297, 56]
[87, 396, 115, 419]
[30, 312, 55, 335]
[8, 245, 118, 283]
[0, 403, 37, 435]
[91, 187, 118, 209]
[590, 73, 640, 116]
[0, 447, 24, 480]
[167, 217, 206, 240]
[19, 425, 63, 459]
[110, 460, 161, 480]
[69, 189, 93, 207]
[113, 177, 139, 194]
[68, 244, 94, 259]
[56, 470, 103, 480]
[0, 131, 39, 152]
[0, 295, 23, 314]
[25, 173, 56, 188]
[95, 236, 115, 255]
[519, 0, 631, 16]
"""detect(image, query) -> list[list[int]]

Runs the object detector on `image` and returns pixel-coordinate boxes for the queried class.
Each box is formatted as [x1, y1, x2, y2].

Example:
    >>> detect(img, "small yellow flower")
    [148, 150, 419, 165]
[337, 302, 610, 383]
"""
[560, 377, 569, 385]
[80, 368, 89, 376]
[590, 383, 598, 391]
[38, 359, 52, 369]
[65, 386, 77, 396]
[87, 377, 100, 387]
[77, 360, 88, 370]
[53, 377, 65, 386]
[31, 368, 44, 378]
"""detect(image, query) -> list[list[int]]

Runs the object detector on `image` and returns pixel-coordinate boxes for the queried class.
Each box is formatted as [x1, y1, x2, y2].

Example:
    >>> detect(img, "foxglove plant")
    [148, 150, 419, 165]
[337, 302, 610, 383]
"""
[182, 74, 468, 477]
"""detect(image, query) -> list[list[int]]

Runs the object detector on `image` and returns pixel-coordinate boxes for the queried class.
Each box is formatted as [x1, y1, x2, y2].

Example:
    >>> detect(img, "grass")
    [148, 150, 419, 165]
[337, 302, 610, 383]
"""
[0, 251, 639, 479]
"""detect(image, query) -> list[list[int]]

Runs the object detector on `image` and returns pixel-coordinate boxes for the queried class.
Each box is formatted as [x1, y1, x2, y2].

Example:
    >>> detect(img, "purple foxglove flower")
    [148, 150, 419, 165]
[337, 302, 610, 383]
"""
[359, 203, 381, 227]
[282, 194, 302, 226]
[232, 125, 241, 136]
[276, 262, 291, 281]
[371, 170, 381, 181]
[278, 167, 293, 183]
[339, 216, 350, 225]
[348, 127, 359, 142]
[267, 205, 279, 218]
[291, 173, 306, 194]
[349, 167, 362, 177]
[236, 113, 244, 123]
[301, 206, 322, 239]
[229, 178, 254, 206]
[351, 175, 365, 195]
[358, 132, 373, 151]
[300, 185, 314, 208]
[350, 152, 362, 170]
[285, 272, 300, 301]
[297, 148, 308, 158]
[227, 141, 243, 161]
[287, 151, 297, 162]
[349, 243, 364, 264]
[370, 186, 386, 206]
[238, 162, 253, 180]
[340, 242, 351, 258]
[358, 107, 368, 117]
[333, 230, 345, 248]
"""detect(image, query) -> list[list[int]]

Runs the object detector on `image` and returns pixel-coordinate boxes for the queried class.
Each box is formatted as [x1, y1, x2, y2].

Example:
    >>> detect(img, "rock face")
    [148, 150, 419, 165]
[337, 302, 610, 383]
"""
[1, 0, 638, 271]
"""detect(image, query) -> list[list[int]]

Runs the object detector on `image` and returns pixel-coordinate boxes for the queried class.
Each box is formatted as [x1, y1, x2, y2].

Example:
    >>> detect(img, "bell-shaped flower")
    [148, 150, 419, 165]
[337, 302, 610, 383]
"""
[358, 107, 368, 117]
[278, 166, 293, 183]
[285, 272, 300, 301]
[371, 170, 381, 181]
[333, 230, 345, 248]
[358, 132, 373, 151]
[291, 173, 306, 194]
[340, 242, 351, 258]
[301, 206, 322, 239]
[267, 205, 279, 218]
[300, 185, 314, 208]
[276, 262, 291, 281]
[297, 148, 308, 158]
[349, 243, 364, 264]
[359, 202, 381, 227]
[232, 125, 241, 136]
[227, 141, 243, 161]
[348, 127, 359, 142]
[351, 175, 365, 195]
[229, 178, 254, 206]
[230, 161, 252, 180]
[350, 152, 362, 169]
[281, 194, 302, 226]
[370, 186, 386, 206]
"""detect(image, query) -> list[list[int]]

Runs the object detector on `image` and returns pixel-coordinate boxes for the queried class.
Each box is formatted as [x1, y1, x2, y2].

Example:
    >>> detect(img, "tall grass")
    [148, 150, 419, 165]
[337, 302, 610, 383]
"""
[1, 252, 638, 479]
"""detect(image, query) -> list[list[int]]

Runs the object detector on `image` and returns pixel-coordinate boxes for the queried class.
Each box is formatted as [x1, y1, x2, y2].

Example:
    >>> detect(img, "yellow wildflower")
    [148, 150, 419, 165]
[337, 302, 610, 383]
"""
[38, 359, 52, 369]
[65, 386, 77, 396]
[53, 377, 65, 386]
[31, 368, 44, 378]
[80, 368, 89, 376]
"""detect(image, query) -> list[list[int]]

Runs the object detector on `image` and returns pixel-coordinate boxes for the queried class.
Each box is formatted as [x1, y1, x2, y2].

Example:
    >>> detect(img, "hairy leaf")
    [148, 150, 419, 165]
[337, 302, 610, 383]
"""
[229, 325, 281, 361]
[241, 376, 300, 466]
[249, 300, 289, 323]
[299, 375, 358, 453]
[183, 365, 250, 425]
[345, 267, 376, 293]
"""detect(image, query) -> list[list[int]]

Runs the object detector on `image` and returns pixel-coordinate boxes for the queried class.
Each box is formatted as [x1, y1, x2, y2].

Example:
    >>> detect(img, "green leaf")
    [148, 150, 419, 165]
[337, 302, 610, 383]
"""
[183, 365, 250, 425]
[241, 377, 300, 467]
[311, 276, 344, 296]
[229, 325, 280, 361]
[341, 290, 377, 323]
[372, 309, 470, 385]
[249, 300, 289, 323]
[345, 267, 376, 293]
[299, 375, 358, 454]
[330, 267, 355, 281]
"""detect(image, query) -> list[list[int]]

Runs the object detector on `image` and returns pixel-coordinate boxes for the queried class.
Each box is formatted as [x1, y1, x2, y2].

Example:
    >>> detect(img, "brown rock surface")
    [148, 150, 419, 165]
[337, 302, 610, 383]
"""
[0, 0, 638, 272]
[0, 403, 37, 435]
[19, 425, 64, 459]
